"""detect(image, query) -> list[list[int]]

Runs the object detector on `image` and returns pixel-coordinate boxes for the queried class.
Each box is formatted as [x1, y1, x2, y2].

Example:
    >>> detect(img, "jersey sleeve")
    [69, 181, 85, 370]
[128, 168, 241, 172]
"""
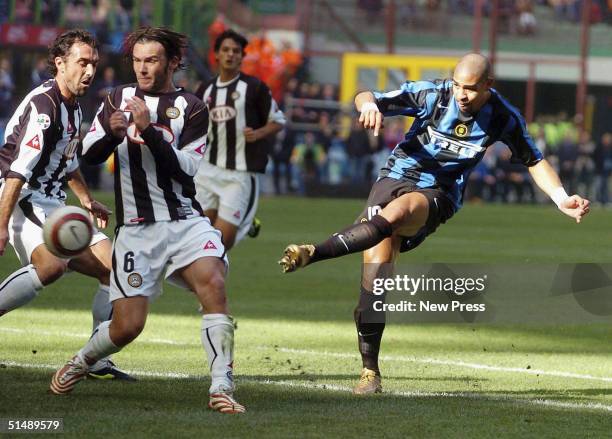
[81, 88, 124, 165]
[8, 95, 55, 180]
[373, 80, 440, 118]
[175, 101, 209, 175]
[141, 99, 208, 178]
[501, 113, 543, 167]
[256, 81, 286, 126]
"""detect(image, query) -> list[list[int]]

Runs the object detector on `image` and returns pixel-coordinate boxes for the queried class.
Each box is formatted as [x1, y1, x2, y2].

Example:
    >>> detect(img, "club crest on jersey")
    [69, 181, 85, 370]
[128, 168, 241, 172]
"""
[454, 124, 469, 138]
[165, 106, 180, 119]
[36, 114, 51, 130]
[127, 273, 143, 288]
[127, 123, 175, 145]
[203, 240, 218, 250]
[428, 127, 484, 159]
[210, 106, 237, 123]
[26, 134, 41, 150]
[231, 91, 240, 100]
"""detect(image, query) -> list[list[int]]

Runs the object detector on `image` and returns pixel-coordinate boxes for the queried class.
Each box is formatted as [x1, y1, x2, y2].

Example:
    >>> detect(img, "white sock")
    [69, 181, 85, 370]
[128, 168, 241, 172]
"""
[0, 264, 43, 316]
[78, 320, 120, 366]
[201, 313, 236, 394]
[91, 284, 112, 331]
[89, 284, 115, 370]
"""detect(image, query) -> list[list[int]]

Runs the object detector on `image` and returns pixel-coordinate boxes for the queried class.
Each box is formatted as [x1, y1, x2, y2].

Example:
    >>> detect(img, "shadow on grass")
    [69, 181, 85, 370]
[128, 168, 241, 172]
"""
[1, 367, 611, 437]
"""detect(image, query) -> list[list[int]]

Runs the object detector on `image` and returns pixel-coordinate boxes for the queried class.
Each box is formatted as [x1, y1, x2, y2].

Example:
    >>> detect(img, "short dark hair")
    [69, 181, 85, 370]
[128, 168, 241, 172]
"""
[47, 29, 98, 76]
[123, 27, 188, 70]
[214, 29, 248, 55]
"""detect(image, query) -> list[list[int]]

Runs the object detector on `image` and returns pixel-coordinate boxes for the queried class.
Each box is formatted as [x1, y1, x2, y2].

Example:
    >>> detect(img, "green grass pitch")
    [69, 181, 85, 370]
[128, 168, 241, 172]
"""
[1, 193, 610, 437]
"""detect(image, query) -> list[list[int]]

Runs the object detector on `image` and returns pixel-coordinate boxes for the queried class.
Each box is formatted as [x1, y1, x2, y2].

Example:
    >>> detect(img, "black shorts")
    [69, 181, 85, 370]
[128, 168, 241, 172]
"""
[356, 177, 456, 253]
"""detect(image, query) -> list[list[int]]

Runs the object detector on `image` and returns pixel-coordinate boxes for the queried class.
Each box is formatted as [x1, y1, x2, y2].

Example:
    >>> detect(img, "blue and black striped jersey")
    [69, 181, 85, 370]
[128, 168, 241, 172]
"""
[374, 79, 542, 210]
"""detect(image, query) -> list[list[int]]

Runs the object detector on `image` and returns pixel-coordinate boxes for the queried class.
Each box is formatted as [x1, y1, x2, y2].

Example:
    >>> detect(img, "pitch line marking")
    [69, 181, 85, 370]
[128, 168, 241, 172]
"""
[0, 327, 193, 346]
[1, 360, 611, 413]
[2, 327, 610, 382]
[266, 347, 612, 383]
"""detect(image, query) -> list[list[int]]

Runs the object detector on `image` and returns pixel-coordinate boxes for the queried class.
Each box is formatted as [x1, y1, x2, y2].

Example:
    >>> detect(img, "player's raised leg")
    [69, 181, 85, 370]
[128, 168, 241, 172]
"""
[179, 256, 246, 414]
[279, 192, 429, 272]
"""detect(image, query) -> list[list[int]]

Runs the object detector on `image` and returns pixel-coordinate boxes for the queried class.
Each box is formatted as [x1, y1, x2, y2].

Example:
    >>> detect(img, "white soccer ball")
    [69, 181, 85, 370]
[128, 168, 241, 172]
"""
[43, 206, 94, 258]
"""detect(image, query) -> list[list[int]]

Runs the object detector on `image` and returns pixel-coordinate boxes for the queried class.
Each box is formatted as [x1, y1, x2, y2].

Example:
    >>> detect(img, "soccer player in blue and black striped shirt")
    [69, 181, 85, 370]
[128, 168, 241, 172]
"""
[279, 53, 590, 394]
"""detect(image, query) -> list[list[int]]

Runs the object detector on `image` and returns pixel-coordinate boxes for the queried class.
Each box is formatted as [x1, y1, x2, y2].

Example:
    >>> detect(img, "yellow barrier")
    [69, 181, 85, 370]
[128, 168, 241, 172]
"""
[340, 53, 458, 133]
[340, 53, 458, 104]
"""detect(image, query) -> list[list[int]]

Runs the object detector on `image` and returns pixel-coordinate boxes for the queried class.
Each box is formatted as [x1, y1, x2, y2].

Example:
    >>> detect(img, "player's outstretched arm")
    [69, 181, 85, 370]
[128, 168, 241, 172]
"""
[528, 159, 590, 223]
[0, 177, 25, 255]
[355, 91, 384, 137]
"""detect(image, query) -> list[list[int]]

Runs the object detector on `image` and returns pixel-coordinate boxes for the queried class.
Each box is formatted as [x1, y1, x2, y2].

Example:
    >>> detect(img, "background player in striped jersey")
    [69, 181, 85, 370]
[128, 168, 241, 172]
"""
[195, 30, 285, 250]
[0, 29, 133, 380]
[50, 27, 245, 414]
[279, 53, 590, 394]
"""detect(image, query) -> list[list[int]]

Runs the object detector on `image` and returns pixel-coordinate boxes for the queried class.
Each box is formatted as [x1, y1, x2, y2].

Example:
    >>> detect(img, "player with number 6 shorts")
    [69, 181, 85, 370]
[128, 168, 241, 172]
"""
[50, 27, 245, 414]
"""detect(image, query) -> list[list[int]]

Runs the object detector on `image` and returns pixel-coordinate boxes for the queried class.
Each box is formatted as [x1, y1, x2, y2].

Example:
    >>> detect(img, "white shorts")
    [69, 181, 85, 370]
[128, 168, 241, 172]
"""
[194, 161, 259, 245]
[7, 192, 107, 266]
[109, 216, 228, 302]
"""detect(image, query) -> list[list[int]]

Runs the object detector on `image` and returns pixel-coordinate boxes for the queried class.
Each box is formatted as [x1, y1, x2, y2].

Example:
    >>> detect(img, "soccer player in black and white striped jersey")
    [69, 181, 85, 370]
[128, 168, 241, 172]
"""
[50, 27, 245, 413]
[0, 29, 134, 380]
[195, 30, 285, 250]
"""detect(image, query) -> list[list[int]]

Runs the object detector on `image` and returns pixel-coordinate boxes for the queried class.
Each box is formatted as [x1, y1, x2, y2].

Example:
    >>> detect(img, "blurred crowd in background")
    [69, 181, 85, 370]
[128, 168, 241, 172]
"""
[358, 0, 612, 35]
[273, 83, 612, 206]
[1, 53, 611, 206]
[1, 2, 612, 206]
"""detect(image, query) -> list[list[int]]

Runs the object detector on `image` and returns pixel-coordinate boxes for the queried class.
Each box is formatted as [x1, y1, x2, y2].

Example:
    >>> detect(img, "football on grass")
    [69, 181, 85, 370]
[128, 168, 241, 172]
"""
[43, 206, 93, 258]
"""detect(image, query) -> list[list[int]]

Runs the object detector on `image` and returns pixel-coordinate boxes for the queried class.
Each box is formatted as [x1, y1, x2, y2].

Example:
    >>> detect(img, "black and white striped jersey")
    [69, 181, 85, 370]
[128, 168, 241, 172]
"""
[82, 84, 208, 226]
[196, 72, 285, 173]
[0, 79, 81, 200]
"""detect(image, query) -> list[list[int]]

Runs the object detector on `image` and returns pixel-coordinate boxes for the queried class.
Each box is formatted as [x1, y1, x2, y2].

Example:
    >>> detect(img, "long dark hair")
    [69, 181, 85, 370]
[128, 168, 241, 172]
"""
[123, 27, 188, 70]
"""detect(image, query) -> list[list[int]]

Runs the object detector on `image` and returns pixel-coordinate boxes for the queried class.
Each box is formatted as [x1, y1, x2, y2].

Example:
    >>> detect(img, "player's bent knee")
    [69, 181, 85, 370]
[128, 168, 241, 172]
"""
[386, 192, 428, 215]
[382, 193, 429, 230]
[201, 273, 227, 299]
[195, 271, 228, 311]
[35, 259, 68, 285]
[95, 265, 111, 285]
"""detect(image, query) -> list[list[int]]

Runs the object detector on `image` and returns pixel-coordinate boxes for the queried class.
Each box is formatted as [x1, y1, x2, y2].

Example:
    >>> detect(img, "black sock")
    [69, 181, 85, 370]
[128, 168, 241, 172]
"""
[354, 286, 386, 373]
[310, 215, 392, 264]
